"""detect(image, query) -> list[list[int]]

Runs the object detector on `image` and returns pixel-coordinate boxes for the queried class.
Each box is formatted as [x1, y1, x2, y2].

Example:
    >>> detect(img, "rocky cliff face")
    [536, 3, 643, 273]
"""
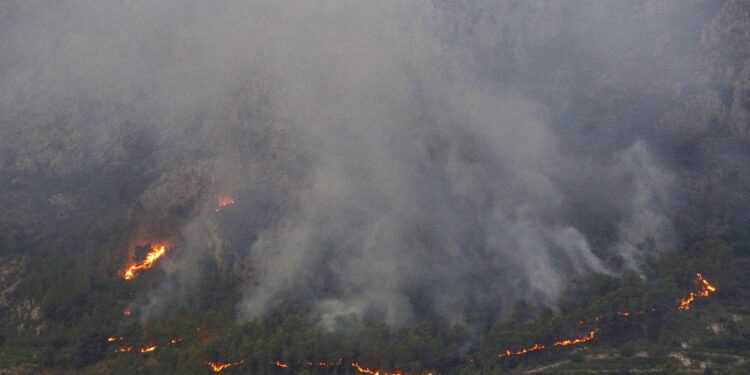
[702, 0, 750, 140]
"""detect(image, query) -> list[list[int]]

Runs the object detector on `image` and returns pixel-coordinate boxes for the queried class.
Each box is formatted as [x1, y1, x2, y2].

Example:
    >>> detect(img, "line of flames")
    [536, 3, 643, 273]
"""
[122, 197, 234, 281]
[496, 272, 717, 359]
[123, 243, 168, 281]
[269, 359, 342, 369]
[678, 272, 717, 310]
[215, 197, 236, 212]
[206, 360, 245, 373]
[114, 344, 157, 353]
[113, 273, 717, 371]
[351, 360, 433, 375]
[497, 329, 598, 359]
[110, 337, 182, 353]
[268, 359, 431, 375]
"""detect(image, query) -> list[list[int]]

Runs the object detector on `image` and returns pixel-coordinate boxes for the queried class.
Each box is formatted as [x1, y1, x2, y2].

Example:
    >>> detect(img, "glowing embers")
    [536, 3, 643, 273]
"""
[305, 358, 342, 367]
[678, 273, 717, 310]
[497, 272, 717, 360]
[351, 360, 431, 375]
[123, 243, 169, 280]
[271, 358, 343, 369]
[139, 343, 157, 353]
[553, 329, 597, 347]
[205, 360, 245, 373]
[215, 197, 236, 212]
[109, 339, 158, 354]
[497, 329, 598, 359]
[351, 360, 400, 375]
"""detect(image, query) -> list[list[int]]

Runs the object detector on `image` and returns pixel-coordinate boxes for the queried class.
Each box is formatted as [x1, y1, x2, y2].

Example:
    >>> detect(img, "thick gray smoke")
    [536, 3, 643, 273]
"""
[1, 1, 698, 327]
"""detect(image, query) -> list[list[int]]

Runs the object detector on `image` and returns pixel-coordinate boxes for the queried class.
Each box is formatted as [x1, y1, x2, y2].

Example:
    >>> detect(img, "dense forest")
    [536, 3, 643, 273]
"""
[2, 1, 750, 374]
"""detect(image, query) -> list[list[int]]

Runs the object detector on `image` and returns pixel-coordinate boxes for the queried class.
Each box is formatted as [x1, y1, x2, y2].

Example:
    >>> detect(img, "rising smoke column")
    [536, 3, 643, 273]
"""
[0, 1, 686, 327]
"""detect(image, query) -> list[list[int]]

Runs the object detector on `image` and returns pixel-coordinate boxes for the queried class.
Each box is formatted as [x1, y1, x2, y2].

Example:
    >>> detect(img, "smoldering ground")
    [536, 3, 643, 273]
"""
[4, 1, 720, 329]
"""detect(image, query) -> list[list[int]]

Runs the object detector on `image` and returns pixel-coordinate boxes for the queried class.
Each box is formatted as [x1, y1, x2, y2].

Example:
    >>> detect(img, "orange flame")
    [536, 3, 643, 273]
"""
[271, 360, 289, 368]
[351, 360, 429, 375]
[206, 360, 244, 372]
[678, 273, 717, 310]
[139, 344, 157, 353]
[305, 358, 343, 367]
[497, 343, 547, 358]
[553, 329, 597, 347]
[113, 272, 716, 369]
[498, 272, 716, 360]
[123, 243, 168, 280]
[498, 329, 597, 359]
[215, 197, 236, 212]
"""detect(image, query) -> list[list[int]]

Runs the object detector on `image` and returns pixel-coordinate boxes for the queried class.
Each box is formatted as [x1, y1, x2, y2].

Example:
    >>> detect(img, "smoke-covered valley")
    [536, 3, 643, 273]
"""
[1, 1, 750, 373]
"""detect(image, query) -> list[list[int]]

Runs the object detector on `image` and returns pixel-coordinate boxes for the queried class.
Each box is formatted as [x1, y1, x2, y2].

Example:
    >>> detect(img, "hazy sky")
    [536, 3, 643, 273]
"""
[2, 1, 716, 328]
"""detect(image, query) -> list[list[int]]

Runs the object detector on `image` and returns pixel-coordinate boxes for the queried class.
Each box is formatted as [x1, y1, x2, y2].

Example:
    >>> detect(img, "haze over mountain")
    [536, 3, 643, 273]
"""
[1, 1, 749, 373]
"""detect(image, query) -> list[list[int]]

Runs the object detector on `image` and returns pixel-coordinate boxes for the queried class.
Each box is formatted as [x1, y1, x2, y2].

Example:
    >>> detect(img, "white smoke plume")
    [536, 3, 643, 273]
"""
[0, 1, 693, 327]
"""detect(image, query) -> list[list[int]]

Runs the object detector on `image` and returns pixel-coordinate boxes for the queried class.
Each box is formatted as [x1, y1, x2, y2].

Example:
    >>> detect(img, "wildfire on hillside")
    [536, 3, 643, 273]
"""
[351, 360, 400, 375]
[206, 360, 245, 373]
[112, 272, 718, 369]
[553, 329, 597, 347]
[305, 358, 343, 367]
[678, 273, 717, 310]
[271, 360, 289, 368]
[273, 359, 345, 368]
[497, 272, 717, 359]
[116, 345, 134, 353]
[351, 360, 432, 375]
[123, 243, 169, 280]
[215, 197, 236, 212]
[497, 329, 597, 359]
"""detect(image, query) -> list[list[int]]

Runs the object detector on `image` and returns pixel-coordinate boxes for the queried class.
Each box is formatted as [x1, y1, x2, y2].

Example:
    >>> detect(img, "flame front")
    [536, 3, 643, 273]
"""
[678, 273, 717, 310]
[271, 360, 289, 368]
[116, 345, 133, 353]
[139, 344, 157, 353]
[111, 272, 716, 369]
[123, 243, 168, 280]
[497, 343, 547, 359]
[498, 329, 598, 358]
[352, 360, 393, 375]
[553, 329, 597, 347]
[215, 197, 236, 212]
[305, 358, 342, 367]
[206, 360, 244, 373]
[498, 272, 716, 359]
[351, 360, 428, 375]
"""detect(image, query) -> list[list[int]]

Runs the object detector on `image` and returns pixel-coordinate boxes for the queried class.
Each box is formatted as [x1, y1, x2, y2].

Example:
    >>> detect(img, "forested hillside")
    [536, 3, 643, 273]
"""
[1, 1, 750, 374]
